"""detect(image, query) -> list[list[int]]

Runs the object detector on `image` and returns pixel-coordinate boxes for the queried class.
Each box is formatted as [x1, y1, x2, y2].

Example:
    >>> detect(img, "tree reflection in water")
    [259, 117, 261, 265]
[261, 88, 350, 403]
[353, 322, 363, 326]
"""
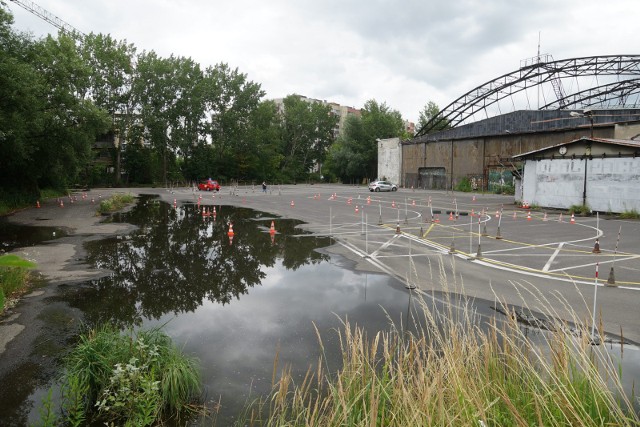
[72, 195, 330, 327]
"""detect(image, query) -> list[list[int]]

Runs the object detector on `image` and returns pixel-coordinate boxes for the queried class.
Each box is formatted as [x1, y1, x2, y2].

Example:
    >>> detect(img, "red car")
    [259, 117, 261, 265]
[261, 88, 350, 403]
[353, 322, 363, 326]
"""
[198, 179, 221, 191]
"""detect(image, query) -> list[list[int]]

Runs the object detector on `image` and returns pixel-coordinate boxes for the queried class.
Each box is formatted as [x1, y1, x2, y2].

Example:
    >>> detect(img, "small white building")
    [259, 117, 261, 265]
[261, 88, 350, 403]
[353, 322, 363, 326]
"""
[513, 137, 640, 213]
[377, 137, 402, 185]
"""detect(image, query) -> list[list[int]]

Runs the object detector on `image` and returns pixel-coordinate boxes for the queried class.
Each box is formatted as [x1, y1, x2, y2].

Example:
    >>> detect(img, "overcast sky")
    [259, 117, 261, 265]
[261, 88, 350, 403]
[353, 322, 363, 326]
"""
[6, 0, 638, 123]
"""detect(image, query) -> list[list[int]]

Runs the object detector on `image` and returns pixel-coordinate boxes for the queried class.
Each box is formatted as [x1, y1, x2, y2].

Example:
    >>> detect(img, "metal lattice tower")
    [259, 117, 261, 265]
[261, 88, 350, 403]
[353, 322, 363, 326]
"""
[9, 0, 85, 37]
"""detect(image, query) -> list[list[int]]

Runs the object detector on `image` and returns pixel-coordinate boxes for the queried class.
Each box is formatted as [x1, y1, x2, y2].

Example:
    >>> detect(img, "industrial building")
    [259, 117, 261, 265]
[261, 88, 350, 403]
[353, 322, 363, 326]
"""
[386, 55, 640, 212]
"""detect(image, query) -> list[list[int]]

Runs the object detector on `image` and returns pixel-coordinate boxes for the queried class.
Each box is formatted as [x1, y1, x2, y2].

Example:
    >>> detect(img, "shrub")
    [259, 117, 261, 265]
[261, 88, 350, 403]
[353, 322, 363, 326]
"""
[0, 288, 4, 312]
[455, 177, 472, 192]
[41, 325, 201, 426]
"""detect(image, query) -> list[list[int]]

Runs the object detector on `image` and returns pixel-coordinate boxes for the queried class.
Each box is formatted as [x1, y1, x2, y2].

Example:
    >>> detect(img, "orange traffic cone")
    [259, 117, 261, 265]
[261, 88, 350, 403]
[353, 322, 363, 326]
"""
[448, 211, 454, 221]
[269, 221, 276, 234]
[355, 205, 359, 214]
[347, 198, 352, 205]
[290, 200, 295, 207]
[495, 210, 500, 219]
[472, 195, 476, 202]
[527, 211, 532, 221]
[434, 214, 440, 223]
[36, 201, 40, 208]
[570, 213, 576, 224]
[412, 199, 416, 206]
[367, 196, 371, 205]
[392, 201, 396, 208]
[227, 223, 235, 237]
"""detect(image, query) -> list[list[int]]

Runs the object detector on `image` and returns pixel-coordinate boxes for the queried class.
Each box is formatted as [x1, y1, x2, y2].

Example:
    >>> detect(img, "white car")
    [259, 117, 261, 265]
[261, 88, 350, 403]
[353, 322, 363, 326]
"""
[368, 180, 397, 192]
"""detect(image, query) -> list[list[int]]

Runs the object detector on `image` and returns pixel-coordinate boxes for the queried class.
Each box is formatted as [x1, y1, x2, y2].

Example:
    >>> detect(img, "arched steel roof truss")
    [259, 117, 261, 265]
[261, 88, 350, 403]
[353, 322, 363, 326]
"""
[416, 55, 640, 136]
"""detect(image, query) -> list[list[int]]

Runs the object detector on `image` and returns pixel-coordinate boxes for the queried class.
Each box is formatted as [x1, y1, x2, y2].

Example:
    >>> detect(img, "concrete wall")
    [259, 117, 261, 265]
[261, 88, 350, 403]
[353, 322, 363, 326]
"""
[377, 137, 401, 185]
[522, 157, 640, 213]
[614, 122, 640, 140]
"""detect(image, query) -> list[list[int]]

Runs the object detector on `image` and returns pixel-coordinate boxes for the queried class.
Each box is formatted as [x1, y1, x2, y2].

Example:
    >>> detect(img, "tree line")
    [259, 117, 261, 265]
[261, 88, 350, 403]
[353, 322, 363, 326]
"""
[0, 5, 443, 200]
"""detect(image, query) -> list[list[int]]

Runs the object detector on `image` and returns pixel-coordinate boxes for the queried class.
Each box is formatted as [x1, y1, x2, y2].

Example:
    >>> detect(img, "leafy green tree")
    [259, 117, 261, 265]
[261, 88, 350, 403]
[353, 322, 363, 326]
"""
[0, 7, 46, 197]
[240, 100, 282, 181]
[82, 33, 137, 185]
[133, 52, 205, 185]
[34, 33, 111, 189]
[278, 95, 337, 181]
[327, 99, 404, 182]
[201, 63, 264, 180]
[417, 100, 450, 133]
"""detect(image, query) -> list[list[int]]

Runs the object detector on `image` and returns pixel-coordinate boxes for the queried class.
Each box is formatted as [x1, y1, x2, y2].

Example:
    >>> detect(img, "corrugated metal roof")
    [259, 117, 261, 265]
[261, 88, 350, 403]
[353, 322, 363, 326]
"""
[512, 137, 640, 158]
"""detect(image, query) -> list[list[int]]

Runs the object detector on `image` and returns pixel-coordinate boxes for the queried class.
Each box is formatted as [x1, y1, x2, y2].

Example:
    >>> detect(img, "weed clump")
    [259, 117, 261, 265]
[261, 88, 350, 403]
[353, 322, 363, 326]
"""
[97, 193, 135, 215]
[242, 289, 639, 426]
[0, 254, 36, 313]
[39, 325, 201, 426]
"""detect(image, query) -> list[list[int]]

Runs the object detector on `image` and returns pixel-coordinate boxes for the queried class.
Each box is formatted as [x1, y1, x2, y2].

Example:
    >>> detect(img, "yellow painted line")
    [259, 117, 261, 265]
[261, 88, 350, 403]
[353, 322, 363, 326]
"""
[422, 223, 435, 238]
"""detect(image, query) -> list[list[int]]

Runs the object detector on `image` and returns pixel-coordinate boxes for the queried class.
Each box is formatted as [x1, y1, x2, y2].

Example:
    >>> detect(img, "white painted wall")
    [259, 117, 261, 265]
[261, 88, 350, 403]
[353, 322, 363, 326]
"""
[522, 157, 640, 213]
[377, 137, 402, 185]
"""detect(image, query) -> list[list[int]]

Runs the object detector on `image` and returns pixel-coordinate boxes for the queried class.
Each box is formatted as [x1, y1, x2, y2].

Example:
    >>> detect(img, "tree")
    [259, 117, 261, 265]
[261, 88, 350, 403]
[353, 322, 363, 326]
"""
[327, 99, 404, 182]
[82, 33, 137, 185]
[417, 101, 450, 133]
[201, 63, 264, 180]
[133, 52, 205, 185]
[278, 95, 337, 181]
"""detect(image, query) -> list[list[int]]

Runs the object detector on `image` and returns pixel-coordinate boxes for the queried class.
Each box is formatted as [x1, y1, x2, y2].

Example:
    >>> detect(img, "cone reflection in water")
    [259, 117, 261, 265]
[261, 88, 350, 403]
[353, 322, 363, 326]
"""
[227, 223, 235, 245]
[269, 220, 276, 234]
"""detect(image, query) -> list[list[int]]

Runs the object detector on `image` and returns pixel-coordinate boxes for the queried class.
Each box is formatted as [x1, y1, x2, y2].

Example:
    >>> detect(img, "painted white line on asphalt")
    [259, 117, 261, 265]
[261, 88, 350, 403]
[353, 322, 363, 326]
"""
[543, 242, 564, 272]
[547, 255, 640, 272]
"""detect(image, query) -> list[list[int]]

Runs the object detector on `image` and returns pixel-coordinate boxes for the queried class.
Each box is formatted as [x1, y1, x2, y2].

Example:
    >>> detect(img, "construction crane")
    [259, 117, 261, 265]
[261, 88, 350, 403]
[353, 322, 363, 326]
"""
[8, 0, 85, 37]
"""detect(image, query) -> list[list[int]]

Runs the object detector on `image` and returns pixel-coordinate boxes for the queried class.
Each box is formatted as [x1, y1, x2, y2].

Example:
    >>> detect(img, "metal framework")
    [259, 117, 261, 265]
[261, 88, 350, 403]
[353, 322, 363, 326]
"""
[416, 55, 640, 136]
[9, 0, 85, 37]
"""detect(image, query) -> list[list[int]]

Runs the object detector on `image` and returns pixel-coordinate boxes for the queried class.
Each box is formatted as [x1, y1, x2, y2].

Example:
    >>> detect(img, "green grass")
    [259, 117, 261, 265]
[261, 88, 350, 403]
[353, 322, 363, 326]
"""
[97, 193, 135, 215]
[0, 254, 36, 313]
[38, 325, 201, 426]
[0, 188, 67, 215]
[570, 204, 591, 216]
[619, 209, 640, 219]
[240, 281, 639, 426]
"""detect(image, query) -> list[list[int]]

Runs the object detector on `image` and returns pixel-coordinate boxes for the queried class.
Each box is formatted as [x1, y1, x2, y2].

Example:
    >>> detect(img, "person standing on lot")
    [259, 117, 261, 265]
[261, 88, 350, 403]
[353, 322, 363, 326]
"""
[262, 181, 267, 193]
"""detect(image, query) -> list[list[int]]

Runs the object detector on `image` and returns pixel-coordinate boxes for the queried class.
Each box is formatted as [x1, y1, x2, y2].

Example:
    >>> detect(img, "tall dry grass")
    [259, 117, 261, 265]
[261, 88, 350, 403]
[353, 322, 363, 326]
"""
[240, 257, 639, 426]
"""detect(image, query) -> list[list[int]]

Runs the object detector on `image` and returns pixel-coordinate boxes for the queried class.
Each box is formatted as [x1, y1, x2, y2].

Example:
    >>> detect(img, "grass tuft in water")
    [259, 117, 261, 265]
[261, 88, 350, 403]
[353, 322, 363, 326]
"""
[97, 193, 135, 215]
[0, 254, 36, 312]
[38, 324, 201, 426]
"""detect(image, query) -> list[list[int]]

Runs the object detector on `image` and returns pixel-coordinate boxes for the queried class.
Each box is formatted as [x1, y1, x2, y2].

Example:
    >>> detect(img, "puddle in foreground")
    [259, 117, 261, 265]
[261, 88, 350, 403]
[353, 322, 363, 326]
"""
[0, 195, 636, 425]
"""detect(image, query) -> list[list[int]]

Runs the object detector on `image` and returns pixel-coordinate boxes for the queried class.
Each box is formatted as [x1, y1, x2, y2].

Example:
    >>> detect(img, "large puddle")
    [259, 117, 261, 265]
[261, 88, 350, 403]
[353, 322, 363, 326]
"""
[0, 194, 637, 425]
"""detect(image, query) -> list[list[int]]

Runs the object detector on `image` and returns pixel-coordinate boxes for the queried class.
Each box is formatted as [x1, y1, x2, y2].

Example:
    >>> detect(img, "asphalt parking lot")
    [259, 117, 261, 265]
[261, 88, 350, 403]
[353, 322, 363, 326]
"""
[164, 183, 640, 343]
[10, 183, 640, 344]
